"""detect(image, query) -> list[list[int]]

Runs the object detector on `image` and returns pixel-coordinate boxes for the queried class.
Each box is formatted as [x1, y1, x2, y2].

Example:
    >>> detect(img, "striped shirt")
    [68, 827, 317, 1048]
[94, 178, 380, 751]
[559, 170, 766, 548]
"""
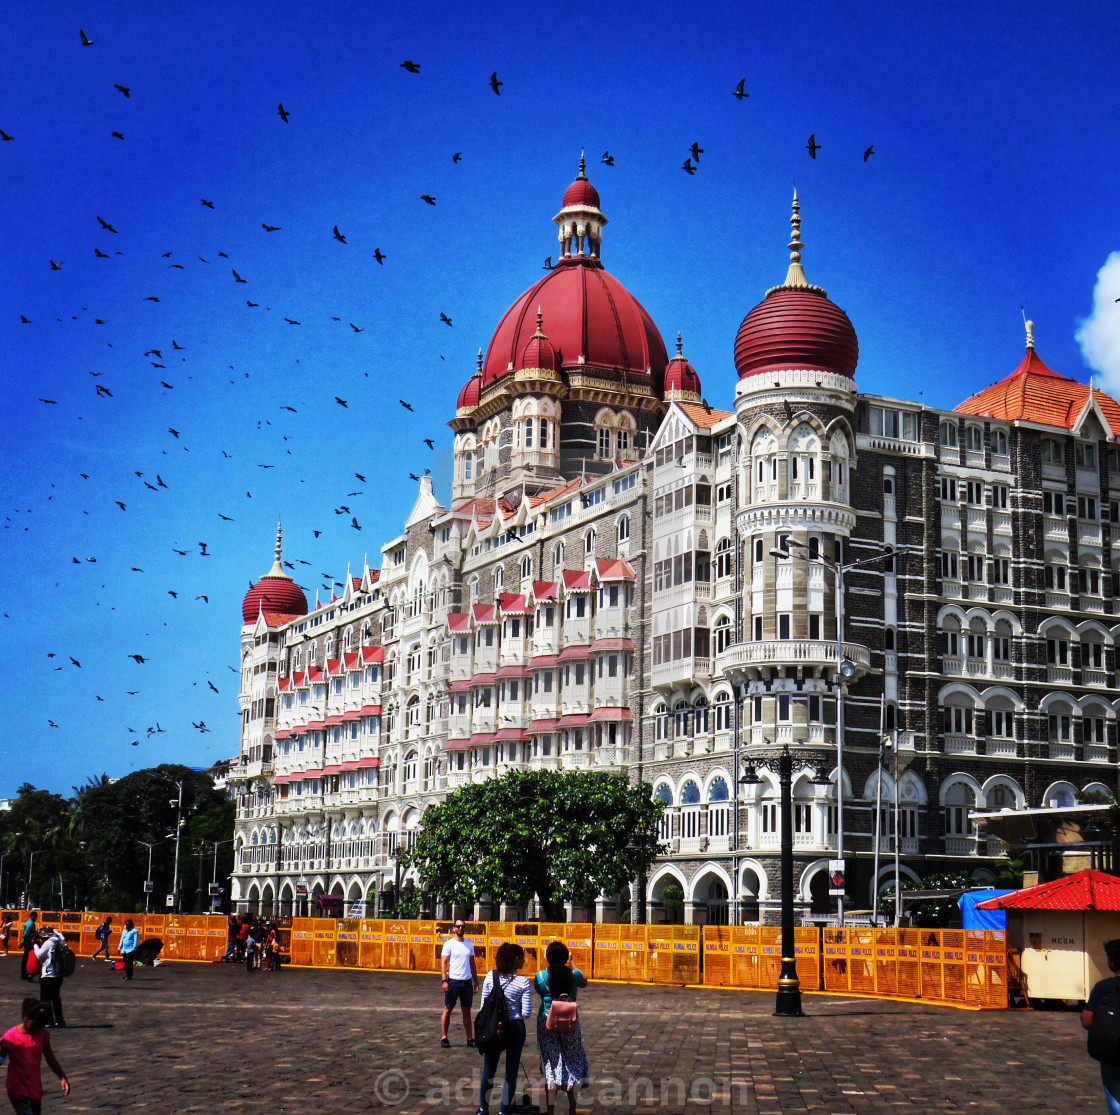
[479, 970, 532, 1020]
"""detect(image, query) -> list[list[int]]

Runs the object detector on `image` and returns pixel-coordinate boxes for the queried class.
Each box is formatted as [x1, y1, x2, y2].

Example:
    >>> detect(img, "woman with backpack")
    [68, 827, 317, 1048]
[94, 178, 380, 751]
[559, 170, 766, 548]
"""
[474, 942, 532, 1115]
[533, 941, 588, 1115]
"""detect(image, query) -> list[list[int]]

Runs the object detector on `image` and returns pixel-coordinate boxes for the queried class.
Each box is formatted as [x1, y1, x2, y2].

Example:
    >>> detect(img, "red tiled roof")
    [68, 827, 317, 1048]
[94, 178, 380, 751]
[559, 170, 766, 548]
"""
[292, 671, 305, 687]
[954, 347, 1120, 435]
[558, 644, 592, 660]
[361, 645, 385, 663]
[471, 673, 497, 686]
[562, 569, 592, 591]
[528, 476, 584, 508]
[452, 497, 497, 516]
[443, 738, 472, 751]
[495, 728, 529, 740]
[356, 757, 380, 768]
[530, 717, 560, 732]
[447, 613, 471, 632]
[359, 704, 382, 716]
[341, 710, 362, 721]
[325, 715, 344, 725]
[531, 581, 560, 601]
[495, 665, 531, 678]
[340, 761, 360, 771]
[271, 774, 290, 785]
[322, 764, 342, 774]
[447, 680, 472, 692]
[975, 869, 1120, 911]
[469, 732, 497, 746]
[590, 706, 633, 721]
[557, 713, 589, 727]
[278, 678, 291, 692]
[499, 593, 531, 615]
[274, 729, 291, 739]
[344, 652, 359, 669]
[327, 657, 342, 674]
[262, 610, 299, 628]
[473, 603, 499, 623]
[305, 720, 326, 731]
[530, 654, 559, 668]
[595, 559, 635, 581]
[678, 401, 734, 428]
[590, 637, 633, 651]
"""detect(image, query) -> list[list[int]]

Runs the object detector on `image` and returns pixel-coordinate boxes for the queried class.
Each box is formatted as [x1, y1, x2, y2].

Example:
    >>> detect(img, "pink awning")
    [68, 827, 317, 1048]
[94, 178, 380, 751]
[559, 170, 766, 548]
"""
[356, 757, 380, 768]
[495, 728, 529, 740]
[530, 655, 559, 668]
[443, 738, 472, 751]
[557, 714, 589, 727]
[558, 645, 592, 661]
[359, 704, 382, 716]
[361, 645, 385, 663]
[495, 665, 531, 678]
[469, 732, 497, 746]
[590, 706, 634, 721]
[530, 718, 560, 732]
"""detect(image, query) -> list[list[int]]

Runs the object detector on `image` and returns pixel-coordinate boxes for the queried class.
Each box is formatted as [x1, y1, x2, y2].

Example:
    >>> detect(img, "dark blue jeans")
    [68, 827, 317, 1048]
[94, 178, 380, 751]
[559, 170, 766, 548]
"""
[478, 1018, 526, 1114]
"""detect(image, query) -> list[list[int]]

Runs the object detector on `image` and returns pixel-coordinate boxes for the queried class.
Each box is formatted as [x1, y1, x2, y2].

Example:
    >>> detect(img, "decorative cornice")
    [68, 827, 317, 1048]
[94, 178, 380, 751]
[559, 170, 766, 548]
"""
[735, 503, 857, 538]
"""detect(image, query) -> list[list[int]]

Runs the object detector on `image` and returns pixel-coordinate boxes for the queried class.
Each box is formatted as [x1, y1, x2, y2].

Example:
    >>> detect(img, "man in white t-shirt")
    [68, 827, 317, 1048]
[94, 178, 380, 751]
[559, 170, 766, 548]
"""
[439, 920, 478, 1047]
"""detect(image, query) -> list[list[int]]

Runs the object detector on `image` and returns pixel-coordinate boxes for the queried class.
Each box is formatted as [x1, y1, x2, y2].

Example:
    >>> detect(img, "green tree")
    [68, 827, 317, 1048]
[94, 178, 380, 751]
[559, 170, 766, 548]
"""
[0, 784, 75, 907]
[880, 870, 977, 927]
[401, 770, 663, 920]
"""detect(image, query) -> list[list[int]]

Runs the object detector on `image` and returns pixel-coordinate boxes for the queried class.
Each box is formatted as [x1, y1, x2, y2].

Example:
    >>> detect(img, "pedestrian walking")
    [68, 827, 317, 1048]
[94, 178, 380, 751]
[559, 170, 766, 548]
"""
[19, 914, 38, 982]
[244, 928, 257, 972]
[32, 931, 67, 1030]
[119, 920, 139, 981]
[91, 917, 112, 961]
[533, 941, 589, 1115]
[0, 998, 70, 1114]
[440, 920, 479, 1047]
[475, 942, 532, 1115]
[1082, 937, 1120, 1113]
[1, 915, 12, 957]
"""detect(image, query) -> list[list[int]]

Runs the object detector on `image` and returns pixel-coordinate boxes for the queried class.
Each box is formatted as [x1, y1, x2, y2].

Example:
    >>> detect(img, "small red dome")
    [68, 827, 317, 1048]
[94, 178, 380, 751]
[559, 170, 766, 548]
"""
[518, 313, 559, 373]
[457, 373, 482, 410]
[482, 258, 667, 392]
[242, 575, 307, 624]
[665, 355, 701, 397]
[562, 177, 600, 209]
[734, 287, 858, 379]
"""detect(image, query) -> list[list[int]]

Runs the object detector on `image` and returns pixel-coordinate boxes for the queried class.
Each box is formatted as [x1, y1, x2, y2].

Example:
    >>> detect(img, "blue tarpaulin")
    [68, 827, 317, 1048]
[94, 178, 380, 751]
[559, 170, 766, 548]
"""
[959, 889, 1013, 930]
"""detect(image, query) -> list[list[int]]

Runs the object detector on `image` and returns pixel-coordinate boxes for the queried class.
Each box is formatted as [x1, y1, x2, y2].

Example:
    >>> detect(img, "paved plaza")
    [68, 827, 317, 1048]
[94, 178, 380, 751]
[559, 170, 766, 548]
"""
[16, 955, 1105, 1113]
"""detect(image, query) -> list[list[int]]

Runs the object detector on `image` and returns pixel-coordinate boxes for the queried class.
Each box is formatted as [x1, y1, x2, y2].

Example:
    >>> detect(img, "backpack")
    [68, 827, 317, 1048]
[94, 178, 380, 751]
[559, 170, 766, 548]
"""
[59, 941, 77, 978]
[545, 993, 579, 1033]
[1089, 978, 1120, 1064]
[473, 971, 511, 1054]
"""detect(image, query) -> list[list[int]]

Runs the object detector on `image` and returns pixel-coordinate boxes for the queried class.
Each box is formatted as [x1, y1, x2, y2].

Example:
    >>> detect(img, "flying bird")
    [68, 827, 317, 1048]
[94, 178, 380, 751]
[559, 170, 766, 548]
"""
[335, 396, 348, 407]
[172, 339, 183, 349]
[114, 84, 130, 97]
[97, 215, 118, 232]
[50, 260, 63, 270]
[489, 71, 502, 94]
[681, 159, 695, 175]
[374, 248, 385, 264]
[351, 516, 361, 530]
[21, 315, 32, 322]
[262, 223, 280, 231]
[733, 79, 748, 100]
[863, 145, 875, 162]
[144, 296, 160, 302]
[95, 384, 113, 397]
[277, 102, 289, 121]
[69, 657, 81, 668]
[128, 654, 147, 663]
[452, 152, 462, 163]
[423, 438, 434, 449]
[80, 28, 94, 45]
[400, 60, 420, 72]
[115, 501, 126, 511]
[207, 680, 219, 693]
[0, 130, 12, 141]
[218, 513, 233, 521]
[111, 131, 124, 139]
[196, 594, 208, 603]
[281, 405, 297, 412]
[284, 318, 300, 325]
[806, 134, 820, 158]
[349, 323, 362, 332]
[333, 225, 347, 243]
[690, 142, 703, 161]
[420, 194, 436, 205]
[168, 428, 179, 437]
[409, 473, 420, 481]
[601, 151, 614, 166]
[39, 398, 57, 404]
[440, 312, 452, 326]
[400, 399, 413, 411]
[232, 268, 247, 283]
[48, 721, 58, 729]
[201, 198, 214, 208]
[193, 721, 211, 732]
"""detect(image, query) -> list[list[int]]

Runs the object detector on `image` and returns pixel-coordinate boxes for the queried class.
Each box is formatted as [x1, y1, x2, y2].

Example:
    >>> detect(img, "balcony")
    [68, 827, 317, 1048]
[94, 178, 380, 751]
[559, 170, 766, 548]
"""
[985, 737, 1018, 757]
[1048, 741, 1076, 760]
[1086, 744, 1110, 763]
[717, 639, 871, 679]
[944, 836, 976, 856]
[1083, 668, 1110, 687]
[1047, 665, 1073, 685]
[943, 734, 976, 755]
[1045, 592, 1070, 611]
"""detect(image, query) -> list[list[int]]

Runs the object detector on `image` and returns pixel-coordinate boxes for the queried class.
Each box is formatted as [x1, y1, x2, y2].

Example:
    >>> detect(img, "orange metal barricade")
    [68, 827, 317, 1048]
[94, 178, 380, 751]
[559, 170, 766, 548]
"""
[647, 925, 701, 984]
[289, 918, 315, 965]
[358, 919, 385, 969]
[336, 919, 360, 967]
[311, 920, 337, 967]
[592, 923, 623, 980]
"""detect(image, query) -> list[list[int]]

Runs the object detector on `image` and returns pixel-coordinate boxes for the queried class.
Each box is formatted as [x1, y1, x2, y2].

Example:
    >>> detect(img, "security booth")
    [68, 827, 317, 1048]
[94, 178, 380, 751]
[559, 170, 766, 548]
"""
[976, 869, 1120, 1002]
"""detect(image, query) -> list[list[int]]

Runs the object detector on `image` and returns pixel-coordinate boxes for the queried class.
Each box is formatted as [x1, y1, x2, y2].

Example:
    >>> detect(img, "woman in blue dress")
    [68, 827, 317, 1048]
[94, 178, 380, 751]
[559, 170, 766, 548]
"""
[533, 940, 588, 1114]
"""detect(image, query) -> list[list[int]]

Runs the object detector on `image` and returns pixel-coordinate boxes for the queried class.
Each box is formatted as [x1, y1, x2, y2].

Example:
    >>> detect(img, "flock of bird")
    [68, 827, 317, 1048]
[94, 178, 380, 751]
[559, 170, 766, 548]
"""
[7, 27, 879, 767]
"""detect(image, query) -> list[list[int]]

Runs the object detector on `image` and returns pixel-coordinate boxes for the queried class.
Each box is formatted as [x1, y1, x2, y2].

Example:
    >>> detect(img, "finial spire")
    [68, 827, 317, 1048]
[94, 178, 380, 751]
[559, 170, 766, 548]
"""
[1025, 319, 1035, 350]
[577, 151, 587, 179]
[267, 519, 289, 578]
[534, 305, 545, 337]
[783, 188, 809, 289]
[675, 331, 683, 357]
[476, 348, 483, 376]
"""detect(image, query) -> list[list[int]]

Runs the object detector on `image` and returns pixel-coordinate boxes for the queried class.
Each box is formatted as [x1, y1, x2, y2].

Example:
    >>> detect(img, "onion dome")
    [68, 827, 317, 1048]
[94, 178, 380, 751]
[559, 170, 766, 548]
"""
[664, 332, 702, 401]
[456, 351, 484, 412]
[734, 190, 859, 379]
[481, 159, 667, 393]
[517, 308, 560, 374]
[241, 522, 307, 624]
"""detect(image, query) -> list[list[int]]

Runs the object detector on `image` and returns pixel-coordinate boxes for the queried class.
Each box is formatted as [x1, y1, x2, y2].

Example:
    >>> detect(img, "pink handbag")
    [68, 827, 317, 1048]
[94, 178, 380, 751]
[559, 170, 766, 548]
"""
[545, 993, 579, 1033]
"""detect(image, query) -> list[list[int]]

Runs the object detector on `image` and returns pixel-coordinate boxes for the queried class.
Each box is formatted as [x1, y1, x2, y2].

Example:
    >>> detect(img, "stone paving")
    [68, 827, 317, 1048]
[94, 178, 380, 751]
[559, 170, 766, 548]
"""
[10, 953, 1106, 1113]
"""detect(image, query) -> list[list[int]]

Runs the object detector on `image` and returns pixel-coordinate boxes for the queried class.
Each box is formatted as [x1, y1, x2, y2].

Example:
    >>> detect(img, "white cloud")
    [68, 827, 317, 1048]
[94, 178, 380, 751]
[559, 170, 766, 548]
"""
[1077, 252, 1120, 395]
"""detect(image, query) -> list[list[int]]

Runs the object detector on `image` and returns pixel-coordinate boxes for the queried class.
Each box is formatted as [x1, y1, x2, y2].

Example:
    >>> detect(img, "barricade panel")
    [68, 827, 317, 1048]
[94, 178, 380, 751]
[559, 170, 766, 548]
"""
[513, 923, 541, 975]
[593, 923, 622, 981]
[336, 919, 360, 967]
[619, 926, 648, 983]
[289, 918, 315, 965]
[164, 916, 189, 959]
[410, 920, 437, 971]
[311, 920, 338, 967]
[382, 920, 413, 970]
[358, 919, 384, 969]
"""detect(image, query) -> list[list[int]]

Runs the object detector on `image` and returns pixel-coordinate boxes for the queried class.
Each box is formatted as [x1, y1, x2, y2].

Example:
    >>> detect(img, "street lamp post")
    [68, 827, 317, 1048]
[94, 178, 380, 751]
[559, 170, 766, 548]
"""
[210, 838, 236, 913]
[27, 850, 38, 907]
[774, 746, 804, 1017]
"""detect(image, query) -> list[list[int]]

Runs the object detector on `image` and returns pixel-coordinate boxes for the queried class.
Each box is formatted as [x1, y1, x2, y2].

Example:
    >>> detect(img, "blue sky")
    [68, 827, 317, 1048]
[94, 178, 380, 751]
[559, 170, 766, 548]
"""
[3, 0, 1119, 797]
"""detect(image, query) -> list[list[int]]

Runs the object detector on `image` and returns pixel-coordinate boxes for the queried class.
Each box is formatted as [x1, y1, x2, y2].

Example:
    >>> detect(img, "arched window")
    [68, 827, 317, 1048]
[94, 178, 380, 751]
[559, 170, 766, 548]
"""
[655, 784, 673, 839]
[470, 576, 480, 600]
[713, 691, 732, 732]
[714, 614, 733, 654]
[694, 696, 709, 733]
[553, 542, 564, 569]
[943, 781, 975, 836]
[520, 554, 532, 581]
[965, 425, 983, 452]
[681, 780, 701, 805]
[617, 516, 630, 543]
[939, 421, 958, 448]
[674, 700, 691, 738]
[584, 529, 596, 555]
[494, 566, 504, 590]
[715, 538, 733, 579]
[709, 777, 729, 802]
[992, 429, 1008, 455]
[403, 750, 418, 783]
[654, 703, 668, 741]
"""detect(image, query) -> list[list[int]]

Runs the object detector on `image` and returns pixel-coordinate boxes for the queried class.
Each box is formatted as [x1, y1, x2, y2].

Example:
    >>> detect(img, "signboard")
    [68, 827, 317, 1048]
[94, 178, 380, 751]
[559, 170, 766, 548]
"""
[828, 859, 846, 896]
[165, 894, 175, 907]
[143, 881, 154, 893]
[208, 883, 222, 896]
[296, 883, 308, 896]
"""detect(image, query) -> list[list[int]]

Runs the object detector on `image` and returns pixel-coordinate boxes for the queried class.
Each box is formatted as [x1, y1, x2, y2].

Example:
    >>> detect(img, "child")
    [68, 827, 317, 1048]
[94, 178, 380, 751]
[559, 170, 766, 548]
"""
[0, 998, 70, 1114]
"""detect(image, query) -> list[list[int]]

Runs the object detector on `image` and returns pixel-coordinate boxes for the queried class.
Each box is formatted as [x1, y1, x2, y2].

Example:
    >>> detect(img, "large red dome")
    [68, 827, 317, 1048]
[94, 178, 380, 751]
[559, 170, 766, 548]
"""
[242, 575, 307, 624]
[562, 177, 600, 208]
[482, 257, 668, 392]
[734, 287, 858, 379]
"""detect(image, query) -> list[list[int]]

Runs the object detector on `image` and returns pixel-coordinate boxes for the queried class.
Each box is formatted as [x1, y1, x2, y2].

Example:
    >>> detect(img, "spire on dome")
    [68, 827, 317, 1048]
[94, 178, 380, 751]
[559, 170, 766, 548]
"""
[577, 151, 587, 179]
[557, 157, 607, 258]
[675, 331, 683, 357]
[534, 306, 545, 336]
[767, 189, 827, 297]
[268, 520, 291, 579]
[477, 347, 484, 374]
[1025, 318, 1035, 350]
